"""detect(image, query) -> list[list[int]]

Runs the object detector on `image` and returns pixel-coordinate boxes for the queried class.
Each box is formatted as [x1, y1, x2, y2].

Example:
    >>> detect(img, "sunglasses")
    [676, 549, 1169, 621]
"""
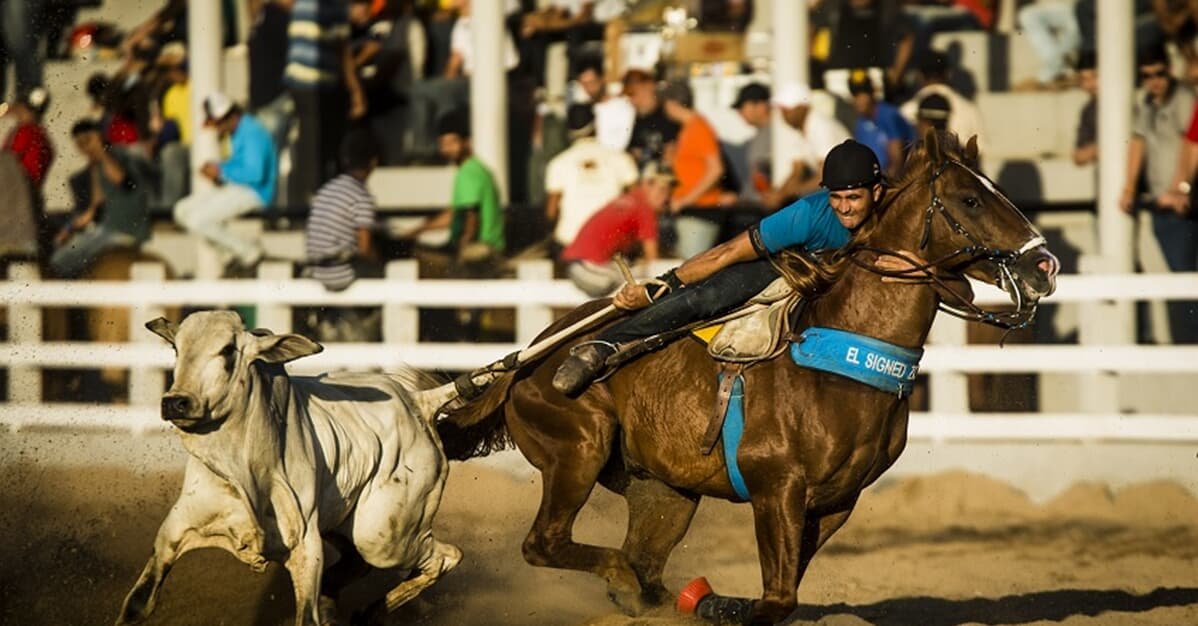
[1140, 69, 1170, 79]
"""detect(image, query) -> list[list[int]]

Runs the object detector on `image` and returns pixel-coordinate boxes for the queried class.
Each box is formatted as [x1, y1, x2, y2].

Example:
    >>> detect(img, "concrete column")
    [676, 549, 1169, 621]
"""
[189, 1, 226, 279]
[384, 261, 419, 345]
[470, 0, 509, 202]
[1095, 0, 1135, 342]
[7, 263, 42, 404]
[516, 260, 554, 345]
[771, 0, 808, 182]
[255, 261, 294, 334]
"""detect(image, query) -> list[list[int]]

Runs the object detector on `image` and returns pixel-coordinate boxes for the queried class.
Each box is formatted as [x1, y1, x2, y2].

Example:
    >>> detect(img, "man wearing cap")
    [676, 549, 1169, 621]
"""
[849, 70, 913, 178]
[553, 139, 918, 395]
[724, 82, 772, 205]
[407, 109, 505, 260]
[900, 52, 987, 155]
[545, 104, 639, 250]
[914, 94, 952, 137]
[172, 92, 278, 271]
[771, 81, 851, 207]
[560, 162, 674, 297]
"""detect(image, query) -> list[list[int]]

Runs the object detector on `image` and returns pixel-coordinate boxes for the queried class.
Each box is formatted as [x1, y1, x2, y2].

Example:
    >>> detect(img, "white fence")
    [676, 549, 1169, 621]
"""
[2, 260, 1197, 442]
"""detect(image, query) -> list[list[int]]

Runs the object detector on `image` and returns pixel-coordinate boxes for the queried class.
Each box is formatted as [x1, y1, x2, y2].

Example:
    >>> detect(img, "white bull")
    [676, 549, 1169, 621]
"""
[117, 311, 461, 626]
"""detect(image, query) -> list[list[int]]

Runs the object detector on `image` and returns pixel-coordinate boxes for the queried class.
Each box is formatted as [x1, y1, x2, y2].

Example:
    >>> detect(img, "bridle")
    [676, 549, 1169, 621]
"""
[846, 159, 1047, 331]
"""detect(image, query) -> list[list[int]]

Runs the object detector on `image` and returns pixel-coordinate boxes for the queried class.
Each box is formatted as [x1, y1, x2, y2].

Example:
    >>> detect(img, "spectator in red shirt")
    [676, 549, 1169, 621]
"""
[3, 88, 55, 190]
[561, 163, 674, 297]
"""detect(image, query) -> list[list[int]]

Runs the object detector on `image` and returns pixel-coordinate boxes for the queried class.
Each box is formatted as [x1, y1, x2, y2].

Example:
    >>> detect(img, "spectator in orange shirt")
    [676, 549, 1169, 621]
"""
[662, 80, 727, 258]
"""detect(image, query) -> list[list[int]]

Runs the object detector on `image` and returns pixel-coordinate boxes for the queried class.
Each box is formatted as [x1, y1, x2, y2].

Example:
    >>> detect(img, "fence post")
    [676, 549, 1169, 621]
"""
[129, 262, 167, 407]
[927, 314, 969, 417]
[516, 260, 554, 345]
[1077, 255, 1129, 413]
[7, 263, 42, 404]
[384, 260, 418, 344]
[256, 261, 293, 334]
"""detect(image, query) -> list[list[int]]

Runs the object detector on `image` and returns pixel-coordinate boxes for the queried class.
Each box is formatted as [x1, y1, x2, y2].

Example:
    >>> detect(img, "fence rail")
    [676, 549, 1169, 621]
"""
[3, 260, 1198, 441]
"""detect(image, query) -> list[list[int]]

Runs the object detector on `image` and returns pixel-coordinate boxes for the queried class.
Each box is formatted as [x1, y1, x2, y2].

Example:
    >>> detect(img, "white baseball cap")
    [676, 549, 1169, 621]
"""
[202, 91, 235, 123]
[771, 82, 812, 109]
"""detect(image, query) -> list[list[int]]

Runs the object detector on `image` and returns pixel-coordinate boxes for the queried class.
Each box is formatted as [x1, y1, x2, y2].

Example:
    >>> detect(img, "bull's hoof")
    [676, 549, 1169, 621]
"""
[116, 583, 155, 625]
[640, 582, 672, 608]
[677, 577, 755, 625]
[318, 595, 342, 626]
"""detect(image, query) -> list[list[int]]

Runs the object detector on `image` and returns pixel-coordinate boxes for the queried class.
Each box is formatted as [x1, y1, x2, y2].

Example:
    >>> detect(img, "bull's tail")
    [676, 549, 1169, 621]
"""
[434, 372, 516, 460]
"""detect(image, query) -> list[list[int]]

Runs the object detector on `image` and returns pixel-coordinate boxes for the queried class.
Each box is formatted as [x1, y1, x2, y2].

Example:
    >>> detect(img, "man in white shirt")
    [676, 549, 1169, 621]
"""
[447, 0, 520, 78]
[770, 82, 850, 206]
[545, 104, 639, 248]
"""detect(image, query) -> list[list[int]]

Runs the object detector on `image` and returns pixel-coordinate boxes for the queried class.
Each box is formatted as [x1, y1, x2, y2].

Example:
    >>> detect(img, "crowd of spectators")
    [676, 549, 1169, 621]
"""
[0, 0, 1196, 341]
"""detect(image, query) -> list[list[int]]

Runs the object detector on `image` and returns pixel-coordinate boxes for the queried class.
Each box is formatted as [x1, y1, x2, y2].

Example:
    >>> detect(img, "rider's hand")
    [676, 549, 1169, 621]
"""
[612, 282, 652, 311]
[875, 250, 931, 283]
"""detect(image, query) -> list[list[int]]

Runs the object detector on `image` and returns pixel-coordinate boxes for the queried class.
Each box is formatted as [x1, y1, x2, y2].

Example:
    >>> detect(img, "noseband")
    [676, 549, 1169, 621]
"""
[849, 159, 1046, 331]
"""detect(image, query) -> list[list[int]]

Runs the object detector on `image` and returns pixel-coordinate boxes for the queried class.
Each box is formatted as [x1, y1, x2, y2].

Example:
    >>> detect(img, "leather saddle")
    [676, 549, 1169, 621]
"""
[694, 278, 802, 363]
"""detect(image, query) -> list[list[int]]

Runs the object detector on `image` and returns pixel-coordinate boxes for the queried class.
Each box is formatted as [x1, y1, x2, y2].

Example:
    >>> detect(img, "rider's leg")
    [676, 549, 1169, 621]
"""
[553, 259, 781, 394]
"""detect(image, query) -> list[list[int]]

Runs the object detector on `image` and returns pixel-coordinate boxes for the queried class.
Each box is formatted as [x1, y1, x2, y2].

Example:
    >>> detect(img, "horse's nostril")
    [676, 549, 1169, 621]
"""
[1037, 258, 1053, 273]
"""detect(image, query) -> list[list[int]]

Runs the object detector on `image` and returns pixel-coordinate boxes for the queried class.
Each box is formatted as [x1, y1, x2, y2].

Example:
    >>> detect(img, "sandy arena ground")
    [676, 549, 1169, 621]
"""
[3, 456, 1198, 626]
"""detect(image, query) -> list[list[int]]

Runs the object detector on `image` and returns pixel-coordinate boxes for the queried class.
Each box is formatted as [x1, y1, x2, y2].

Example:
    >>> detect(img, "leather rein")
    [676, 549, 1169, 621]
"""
[844, 159, 1046, 331]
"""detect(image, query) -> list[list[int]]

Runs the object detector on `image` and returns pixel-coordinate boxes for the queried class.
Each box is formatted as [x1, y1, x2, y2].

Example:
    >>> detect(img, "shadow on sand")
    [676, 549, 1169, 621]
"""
[794, 587, 1198, 626]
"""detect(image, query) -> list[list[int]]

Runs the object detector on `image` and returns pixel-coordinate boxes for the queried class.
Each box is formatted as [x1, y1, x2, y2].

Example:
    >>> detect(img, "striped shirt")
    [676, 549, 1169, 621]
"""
[284, 0, 350, 89]
[305, 174, 376, 291]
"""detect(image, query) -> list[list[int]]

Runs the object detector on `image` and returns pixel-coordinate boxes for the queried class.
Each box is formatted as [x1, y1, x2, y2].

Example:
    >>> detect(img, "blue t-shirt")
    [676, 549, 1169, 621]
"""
[220, 114, 278, 205]
[756, 190, 852, 254]
[854, 102, 913, 171]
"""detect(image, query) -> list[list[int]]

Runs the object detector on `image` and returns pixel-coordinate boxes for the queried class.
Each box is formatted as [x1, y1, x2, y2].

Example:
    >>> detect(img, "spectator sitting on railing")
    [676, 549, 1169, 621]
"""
[546, 104, 639, 252]
[1015, 0, 1082, 92]
[305, 129, 380, 292]
[406, 109, 506, 265]
[848, 69, 913, 179]
[1072, 50, 1098, 166]
[173, 93, 278, 273]
[50, 120, 150, 278]
[768, 82, 850, 209]
[560, 162, 673, 297]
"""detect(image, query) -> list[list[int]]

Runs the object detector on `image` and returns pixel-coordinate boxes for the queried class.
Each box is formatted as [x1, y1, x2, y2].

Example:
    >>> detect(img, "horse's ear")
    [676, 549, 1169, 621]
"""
[145, 317, 178, 347]
[964, 135, 980, 166]
[923, 128, 943, 166]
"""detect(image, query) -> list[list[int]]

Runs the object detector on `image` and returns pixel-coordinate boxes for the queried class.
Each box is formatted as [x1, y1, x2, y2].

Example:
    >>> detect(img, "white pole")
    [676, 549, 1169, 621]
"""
[188, 1, 225, 279]
[470, 0, 509, 203]
[771, 0, 809, 183]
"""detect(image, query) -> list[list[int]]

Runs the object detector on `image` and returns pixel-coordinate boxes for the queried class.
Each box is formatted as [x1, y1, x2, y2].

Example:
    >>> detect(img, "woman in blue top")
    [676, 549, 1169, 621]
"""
[553, 140, 914, 395]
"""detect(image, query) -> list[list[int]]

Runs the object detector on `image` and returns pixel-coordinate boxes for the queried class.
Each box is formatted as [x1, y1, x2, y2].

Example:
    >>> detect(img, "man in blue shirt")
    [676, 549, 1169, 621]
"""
[849, 70, 913, 178]
[173, 92, 278, 270]
[554, 140, 904, 395]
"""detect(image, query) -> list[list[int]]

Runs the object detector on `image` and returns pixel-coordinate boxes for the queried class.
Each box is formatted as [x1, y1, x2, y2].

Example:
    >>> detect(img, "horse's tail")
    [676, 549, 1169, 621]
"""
[435, 372, 516, 460]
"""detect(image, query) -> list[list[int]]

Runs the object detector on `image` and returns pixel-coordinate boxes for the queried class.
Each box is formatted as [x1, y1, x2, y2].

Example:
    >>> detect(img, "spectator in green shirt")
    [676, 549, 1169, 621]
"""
[408, 109, 505, 261]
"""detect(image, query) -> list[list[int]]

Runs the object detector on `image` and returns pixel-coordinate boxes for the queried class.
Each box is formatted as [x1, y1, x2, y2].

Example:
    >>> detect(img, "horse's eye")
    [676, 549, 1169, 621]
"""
[963, 196, 981, 209]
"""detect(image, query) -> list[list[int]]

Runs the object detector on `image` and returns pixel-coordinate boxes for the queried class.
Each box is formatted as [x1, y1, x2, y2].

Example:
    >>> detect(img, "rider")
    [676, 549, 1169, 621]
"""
[553, 139, 911, 395]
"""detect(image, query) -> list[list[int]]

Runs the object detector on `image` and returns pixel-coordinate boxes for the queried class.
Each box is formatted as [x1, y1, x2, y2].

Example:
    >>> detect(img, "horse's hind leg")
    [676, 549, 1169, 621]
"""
[621, 477, 699, 608]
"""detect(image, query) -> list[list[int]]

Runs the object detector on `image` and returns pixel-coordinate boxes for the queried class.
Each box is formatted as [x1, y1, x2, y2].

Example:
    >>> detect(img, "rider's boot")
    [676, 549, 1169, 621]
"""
[552, 342, 617, 395]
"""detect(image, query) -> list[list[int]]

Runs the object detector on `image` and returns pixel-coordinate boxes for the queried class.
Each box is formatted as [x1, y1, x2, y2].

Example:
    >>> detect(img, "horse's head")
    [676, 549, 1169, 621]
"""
[146, 311, 323, 432]
[884, 130, 1059, 325]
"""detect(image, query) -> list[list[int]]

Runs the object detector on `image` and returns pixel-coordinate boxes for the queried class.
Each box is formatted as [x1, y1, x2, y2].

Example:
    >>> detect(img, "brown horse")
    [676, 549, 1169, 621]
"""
[437, 132, 1059, 624]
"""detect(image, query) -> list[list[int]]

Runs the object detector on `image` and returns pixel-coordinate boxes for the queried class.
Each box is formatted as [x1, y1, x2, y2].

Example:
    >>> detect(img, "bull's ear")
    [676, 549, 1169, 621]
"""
[253, 333, 323, 364]
[964, 135, 980, 167]
[145, 317, 178, 346]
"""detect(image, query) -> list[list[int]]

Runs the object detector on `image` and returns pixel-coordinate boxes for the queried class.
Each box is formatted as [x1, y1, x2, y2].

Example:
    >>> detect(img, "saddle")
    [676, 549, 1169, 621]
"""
[692, 278, 802, 363]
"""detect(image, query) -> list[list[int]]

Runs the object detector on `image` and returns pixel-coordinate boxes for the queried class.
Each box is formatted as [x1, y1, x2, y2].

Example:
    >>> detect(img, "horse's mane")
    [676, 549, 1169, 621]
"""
[769, 131, 969, 297]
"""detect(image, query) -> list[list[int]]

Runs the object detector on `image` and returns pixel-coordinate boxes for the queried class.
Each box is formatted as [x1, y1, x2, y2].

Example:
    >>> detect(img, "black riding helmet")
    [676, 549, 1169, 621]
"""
[820, 139, 883, 191]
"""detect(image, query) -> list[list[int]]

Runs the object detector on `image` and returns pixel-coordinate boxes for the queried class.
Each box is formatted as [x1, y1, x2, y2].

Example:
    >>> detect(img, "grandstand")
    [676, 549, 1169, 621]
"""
[1, 0, 1196, 496]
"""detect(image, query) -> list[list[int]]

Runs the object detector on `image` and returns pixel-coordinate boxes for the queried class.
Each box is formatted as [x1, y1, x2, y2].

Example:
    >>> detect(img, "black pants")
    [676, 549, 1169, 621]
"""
[598, 259, 780, 345]
[290, 87, 349, 204]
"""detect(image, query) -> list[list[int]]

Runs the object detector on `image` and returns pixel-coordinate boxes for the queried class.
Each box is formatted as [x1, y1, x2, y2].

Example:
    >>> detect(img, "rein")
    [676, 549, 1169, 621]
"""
[844, 159, 1044, 332]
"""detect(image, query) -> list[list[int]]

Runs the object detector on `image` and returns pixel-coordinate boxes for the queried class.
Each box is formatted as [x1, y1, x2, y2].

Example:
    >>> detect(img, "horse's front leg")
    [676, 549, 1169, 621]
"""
[284, 525, 326, 626]
[747, 478, 809, 625]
